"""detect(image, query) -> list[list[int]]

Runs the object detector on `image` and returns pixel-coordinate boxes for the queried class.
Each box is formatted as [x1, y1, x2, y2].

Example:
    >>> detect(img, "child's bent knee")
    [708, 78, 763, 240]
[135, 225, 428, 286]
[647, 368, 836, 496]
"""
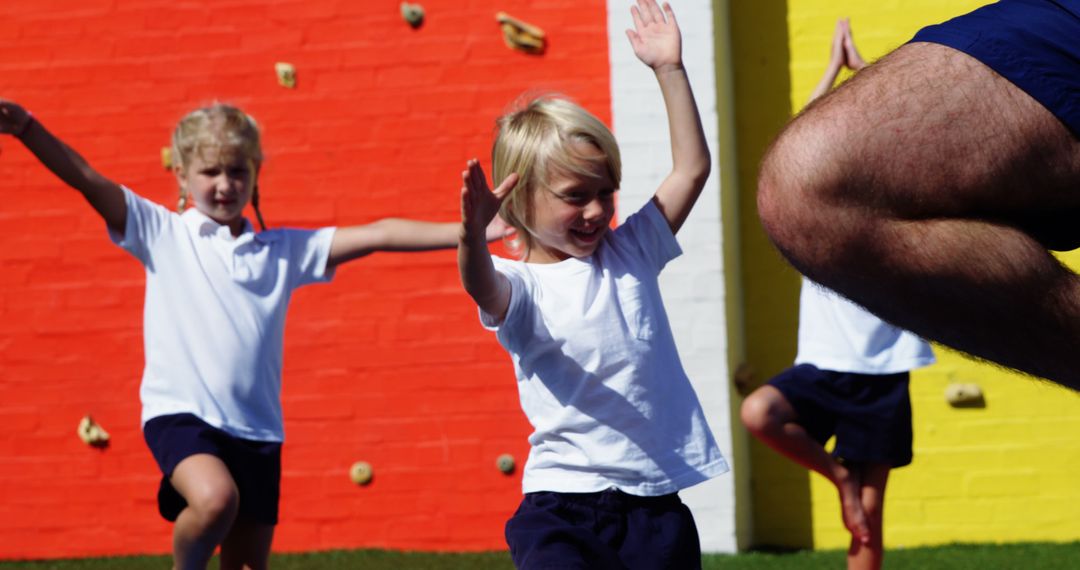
[739, 389, 785, 433]
[185, 484, 240, 524]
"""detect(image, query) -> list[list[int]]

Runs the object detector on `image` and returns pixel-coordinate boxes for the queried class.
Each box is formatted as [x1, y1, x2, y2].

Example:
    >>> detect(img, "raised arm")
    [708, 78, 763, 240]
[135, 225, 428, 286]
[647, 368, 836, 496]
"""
[626, 0, 710, 234]
[808, 18, 867, 105]
[1, 101, 126, 233]
[457, 159, 518, 322]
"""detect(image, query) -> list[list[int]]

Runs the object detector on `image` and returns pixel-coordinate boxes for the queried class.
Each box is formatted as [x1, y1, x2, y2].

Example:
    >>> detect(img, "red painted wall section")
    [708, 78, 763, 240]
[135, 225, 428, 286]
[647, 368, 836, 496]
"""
[0, 0, 611, 559]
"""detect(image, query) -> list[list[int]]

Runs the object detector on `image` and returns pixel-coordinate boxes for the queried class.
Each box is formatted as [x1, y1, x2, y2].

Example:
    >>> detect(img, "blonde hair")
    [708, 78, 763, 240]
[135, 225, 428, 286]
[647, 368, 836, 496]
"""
[171, 103, 267, 230]
[492, 95, 621, 255]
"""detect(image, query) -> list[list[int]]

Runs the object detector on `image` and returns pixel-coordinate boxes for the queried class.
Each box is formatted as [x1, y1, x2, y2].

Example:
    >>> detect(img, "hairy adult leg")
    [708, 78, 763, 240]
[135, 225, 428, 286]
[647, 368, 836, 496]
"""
[846, 464, 889, 570]
[219, 517, 274, 570]
[170, 454, 240, 570]
[740, 386, 869, 544]
[758, 42, 1080, 388]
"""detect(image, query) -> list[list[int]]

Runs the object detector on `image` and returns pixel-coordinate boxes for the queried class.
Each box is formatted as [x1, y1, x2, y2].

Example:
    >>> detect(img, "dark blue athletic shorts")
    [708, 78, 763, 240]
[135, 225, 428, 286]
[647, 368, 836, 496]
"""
[505, 489, 702, 569]
[911, 0, 1080, 137]
[768, 364, 913, 468]
[143, 413, 282, 525]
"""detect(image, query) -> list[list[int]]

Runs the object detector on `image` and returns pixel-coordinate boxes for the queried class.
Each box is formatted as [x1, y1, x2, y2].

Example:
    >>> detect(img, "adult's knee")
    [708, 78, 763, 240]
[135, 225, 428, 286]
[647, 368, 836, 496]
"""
[757, 108, 871, 278]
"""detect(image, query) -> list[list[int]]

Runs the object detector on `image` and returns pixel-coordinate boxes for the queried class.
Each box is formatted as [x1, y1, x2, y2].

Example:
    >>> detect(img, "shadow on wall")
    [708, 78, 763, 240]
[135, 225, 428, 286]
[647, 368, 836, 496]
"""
[728, 0, 815, 549]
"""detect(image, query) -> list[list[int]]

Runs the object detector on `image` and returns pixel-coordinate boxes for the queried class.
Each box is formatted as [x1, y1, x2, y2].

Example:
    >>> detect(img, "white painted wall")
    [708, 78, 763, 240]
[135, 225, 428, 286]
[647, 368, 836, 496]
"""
[608, 0, 739, 553]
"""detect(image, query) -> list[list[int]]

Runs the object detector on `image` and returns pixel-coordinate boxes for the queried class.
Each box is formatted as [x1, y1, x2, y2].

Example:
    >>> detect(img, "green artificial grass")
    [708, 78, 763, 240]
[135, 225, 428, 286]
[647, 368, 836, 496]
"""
[4, 542, 1080, 569]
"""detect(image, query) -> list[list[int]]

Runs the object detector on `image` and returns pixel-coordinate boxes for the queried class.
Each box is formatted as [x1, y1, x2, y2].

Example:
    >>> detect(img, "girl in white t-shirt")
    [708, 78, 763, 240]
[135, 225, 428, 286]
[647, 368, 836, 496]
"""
[457, 1, 727, 567]
[0, 100, 503, 569]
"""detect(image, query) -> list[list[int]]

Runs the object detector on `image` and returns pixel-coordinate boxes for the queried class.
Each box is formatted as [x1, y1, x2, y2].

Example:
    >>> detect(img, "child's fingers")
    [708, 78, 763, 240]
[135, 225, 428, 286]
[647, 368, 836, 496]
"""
[630, 4, 646, 33]
[467, 159, 486, 190]
[625, 29, 642, 53]
[492, 172, 519, 200]
[643, 0, 665, 25]
[660, 2, 676, 27]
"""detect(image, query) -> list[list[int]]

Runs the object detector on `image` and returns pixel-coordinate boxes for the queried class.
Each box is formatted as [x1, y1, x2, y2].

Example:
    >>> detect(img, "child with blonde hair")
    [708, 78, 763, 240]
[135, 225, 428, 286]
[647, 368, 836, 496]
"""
[457, 1, 728, 567]
[0, 100, 503, 570]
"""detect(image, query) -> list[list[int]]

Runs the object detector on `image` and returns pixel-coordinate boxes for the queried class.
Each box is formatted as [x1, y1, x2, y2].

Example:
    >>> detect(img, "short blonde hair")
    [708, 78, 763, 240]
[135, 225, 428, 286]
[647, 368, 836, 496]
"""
[492, 95, 621, 255]
[171, 103, 263, 173]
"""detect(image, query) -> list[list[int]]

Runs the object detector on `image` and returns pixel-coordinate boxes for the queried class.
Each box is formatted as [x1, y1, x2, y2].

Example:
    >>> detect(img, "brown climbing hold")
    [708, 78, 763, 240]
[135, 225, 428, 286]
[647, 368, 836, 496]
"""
[496, 12, 546, 54]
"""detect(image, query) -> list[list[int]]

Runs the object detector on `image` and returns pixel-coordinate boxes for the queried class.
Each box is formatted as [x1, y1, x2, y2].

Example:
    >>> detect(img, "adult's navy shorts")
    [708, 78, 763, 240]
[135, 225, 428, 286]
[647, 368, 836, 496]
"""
[911, 0, 1080, 137]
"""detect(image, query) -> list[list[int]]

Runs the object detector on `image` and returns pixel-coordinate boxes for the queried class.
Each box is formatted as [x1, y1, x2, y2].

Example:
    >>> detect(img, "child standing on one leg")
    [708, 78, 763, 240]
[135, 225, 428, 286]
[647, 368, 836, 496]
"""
[740, 20, 936, 570]
[458, 1, 728, 568]
[0, 101, 505, 570]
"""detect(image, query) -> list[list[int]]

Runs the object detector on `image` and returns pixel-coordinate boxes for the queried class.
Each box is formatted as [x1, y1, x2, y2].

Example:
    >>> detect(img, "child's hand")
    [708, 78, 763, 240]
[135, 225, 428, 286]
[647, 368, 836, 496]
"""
[0, 100, 32, 137]
[827, 19, 847, 74]
[460, 159, 517, 240]
[841, 19, 867, 71]
[626, 0, 682, 73]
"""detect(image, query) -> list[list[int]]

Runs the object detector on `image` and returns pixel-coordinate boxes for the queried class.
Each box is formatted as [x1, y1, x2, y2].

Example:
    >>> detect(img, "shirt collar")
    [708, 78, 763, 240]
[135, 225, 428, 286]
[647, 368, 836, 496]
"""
[180, 208, 277, 242]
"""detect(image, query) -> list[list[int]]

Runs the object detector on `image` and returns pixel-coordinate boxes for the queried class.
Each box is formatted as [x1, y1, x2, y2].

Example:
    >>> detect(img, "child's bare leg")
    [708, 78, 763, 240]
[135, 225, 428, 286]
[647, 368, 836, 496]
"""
[740, 386, 870, 543]
[219, 518, 274, 570]
[846, 464, 889, 570]
[170, 454, 241, 570]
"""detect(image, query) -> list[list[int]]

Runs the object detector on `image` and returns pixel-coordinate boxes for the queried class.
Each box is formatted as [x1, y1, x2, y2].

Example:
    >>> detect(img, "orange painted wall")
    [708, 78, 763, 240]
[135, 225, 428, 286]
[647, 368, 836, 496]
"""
[0, 0, 610, 559]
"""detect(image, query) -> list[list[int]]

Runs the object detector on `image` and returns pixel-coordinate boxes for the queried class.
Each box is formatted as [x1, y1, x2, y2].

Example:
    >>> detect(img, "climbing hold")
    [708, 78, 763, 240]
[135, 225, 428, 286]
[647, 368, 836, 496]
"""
[77, 415, 110, 448]
[496, 12, 546, 54]
[349, 461, 374, 485]
[401, 3, 425, 28]
[496, 453, 515, 474]
[274, 62, 297, 89]
[945, 383, 985, 407]
[732, 362, 756, 397]
[161, 147, 172, 170]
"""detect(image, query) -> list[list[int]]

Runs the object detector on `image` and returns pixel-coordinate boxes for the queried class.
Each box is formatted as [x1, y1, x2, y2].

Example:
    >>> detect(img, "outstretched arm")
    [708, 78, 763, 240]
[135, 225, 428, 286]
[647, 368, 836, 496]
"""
[327, 212, 511, 269]
[457, 159, 518, 322]
[626, 0, 710, 235]
[1, 101, 126, 233]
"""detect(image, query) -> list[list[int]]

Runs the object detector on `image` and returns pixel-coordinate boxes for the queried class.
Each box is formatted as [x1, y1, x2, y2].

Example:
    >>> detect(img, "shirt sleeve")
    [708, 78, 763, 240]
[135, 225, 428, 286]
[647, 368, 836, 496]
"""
[616, 200, 682, 272]
[108, 186, 171, 266]
[282, 226, 337, 288]
[479, 256, 529, 336]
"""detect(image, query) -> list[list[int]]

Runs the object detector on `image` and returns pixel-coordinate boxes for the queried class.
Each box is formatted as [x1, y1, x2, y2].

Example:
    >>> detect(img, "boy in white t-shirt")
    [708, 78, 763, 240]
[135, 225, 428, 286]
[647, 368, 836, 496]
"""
[457, 1, 728, 567]
[740, 21, 935, 570]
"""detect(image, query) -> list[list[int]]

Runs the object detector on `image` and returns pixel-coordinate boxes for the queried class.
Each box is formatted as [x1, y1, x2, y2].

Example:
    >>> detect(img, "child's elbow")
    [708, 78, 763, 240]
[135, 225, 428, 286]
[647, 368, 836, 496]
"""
[677, 158, 711, 193]
[694, 159, 712, 187]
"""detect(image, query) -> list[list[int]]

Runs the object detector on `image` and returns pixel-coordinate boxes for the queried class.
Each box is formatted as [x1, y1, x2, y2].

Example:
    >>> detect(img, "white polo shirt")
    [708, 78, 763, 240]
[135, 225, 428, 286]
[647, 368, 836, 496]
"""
[795, 278, 935, 374]
[482, 201, 729, 496]
[110, 187, 335, 442]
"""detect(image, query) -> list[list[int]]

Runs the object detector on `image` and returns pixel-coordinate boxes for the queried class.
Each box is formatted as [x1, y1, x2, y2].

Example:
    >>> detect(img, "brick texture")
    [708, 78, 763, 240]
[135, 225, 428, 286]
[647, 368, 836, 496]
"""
[0, 0, 609, 559]
[735, 0, 1080, 551]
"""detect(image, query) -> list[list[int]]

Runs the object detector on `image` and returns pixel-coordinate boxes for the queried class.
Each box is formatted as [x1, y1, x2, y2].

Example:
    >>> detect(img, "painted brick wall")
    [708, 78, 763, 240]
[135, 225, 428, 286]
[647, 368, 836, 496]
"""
[0, 0, 610, 559]
[609, 0, 738, 553]
[733, 0, 1080, 550]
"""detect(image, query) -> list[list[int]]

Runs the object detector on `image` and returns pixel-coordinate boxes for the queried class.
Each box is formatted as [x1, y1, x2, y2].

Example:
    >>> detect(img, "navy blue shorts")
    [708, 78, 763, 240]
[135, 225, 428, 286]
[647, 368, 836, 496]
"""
[504, 489, 701, 569]
[768, 364, 913, 468]
[911, 0, 1080, 137]
[143, 413, 282, 525]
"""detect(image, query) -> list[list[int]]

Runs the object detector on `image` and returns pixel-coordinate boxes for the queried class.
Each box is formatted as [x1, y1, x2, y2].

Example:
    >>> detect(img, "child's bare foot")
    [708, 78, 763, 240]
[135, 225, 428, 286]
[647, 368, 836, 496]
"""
[834, 463, 871, 544]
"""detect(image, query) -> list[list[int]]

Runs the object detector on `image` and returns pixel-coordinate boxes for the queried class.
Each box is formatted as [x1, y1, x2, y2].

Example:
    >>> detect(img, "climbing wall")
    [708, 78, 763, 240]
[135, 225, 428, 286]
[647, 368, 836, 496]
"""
[0, 0, 609, 558]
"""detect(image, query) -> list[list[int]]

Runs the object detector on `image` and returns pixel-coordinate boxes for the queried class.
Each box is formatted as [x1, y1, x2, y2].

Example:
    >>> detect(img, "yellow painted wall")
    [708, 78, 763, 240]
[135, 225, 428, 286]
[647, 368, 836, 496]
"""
[730, 0, 1080, 550]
